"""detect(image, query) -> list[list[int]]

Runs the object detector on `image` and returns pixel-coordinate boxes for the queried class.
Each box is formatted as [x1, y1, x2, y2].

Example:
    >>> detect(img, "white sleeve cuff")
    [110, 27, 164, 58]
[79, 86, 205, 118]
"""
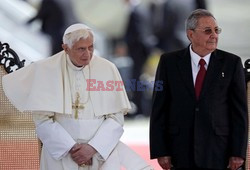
[88, 118, 123, 160]
[34, 113, 76, 160]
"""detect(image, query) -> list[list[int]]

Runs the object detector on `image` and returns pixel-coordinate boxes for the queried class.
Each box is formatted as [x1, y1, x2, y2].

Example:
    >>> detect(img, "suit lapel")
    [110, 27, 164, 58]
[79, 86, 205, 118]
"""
[199, 50, 223, 99]
[178, 48, 196, 99]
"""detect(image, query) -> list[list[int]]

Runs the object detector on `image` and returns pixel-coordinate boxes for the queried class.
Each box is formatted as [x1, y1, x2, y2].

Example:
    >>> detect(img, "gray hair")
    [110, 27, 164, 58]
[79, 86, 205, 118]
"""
[63, 26, 94, 49]
[185, 9, 215, 31]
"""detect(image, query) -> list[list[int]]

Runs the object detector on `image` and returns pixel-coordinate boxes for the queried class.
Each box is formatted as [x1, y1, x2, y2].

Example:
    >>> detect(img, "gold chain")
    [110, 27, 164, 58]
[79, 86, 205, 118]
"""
[67, 63, 91, 118]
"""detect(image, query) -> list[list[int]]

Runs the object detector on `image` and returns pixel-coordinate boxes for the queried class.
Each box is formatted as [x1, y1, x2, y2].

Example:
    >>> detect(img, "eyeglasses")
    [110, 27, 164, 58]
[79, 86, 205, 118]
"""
[193, 27, 222, 35]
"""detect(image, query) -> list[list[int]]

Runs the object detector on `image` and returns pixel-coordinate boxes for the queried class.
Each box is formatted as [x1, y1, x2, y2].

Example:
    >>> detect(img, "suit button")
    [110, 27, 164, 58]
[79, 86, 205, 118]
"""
[195, 107, 199, 112]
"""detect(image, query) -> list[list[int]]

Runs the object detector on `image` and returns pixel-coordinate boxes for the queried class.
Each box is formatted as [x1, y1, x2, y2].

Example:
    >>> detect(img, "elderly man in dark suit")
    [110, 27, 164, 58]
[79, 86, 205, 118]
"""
[150, 9, 248, 170]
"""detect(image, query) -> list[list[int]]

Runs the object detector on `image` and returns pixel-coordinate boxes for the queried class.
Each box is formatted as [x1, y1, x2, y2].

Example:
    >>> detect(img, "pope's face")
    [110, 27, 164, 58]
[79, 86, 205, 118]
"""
[64, 35, 94, 67]
[187, 16, 220, 57]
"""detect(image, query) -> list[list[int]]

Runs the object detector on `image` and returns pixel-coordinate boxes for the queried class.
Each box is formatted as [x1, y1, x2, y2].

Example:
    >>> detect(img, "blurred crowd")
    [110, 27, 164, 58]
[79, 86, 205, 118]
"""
[24, 0, 207, 119]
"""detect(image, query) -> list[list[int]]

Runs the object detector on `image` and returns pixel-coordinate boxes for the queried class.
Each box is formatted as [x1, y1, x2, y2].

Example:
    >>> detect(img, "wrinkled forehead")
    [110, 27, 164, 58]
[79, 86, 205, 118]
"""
[196, 16, 217, 26]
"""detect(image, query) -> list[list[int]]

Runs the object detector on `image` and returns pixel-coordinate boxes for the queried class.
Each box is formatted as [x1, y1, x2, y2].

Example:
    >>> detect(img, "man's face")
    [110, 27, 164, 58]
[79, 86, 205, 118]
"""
[187, 16, 220, 56]
[64, 35, 94, 67]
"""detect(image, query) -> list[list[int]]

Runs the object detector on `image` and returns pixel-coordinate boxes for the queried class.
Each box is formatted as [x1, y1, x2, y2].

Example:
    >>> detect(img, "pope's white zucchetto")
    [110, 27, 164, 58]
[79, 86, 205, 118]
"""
[64, 23, 91, 36]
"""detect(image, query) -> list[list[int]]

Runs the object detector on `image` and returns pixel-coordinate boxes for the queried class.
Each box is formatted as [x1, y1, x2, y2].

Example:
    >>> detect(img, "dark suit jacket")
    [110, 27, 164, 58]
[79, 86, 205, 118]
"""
[150, 47, 248, 169]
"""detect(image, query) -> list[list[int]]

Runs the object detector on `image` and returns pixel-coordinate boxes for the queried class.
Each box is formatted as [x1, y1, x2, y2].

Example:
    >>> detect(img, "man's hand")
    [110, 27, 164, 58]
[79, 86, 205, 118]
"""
[157, 156, 172, 170]
[70, 143, 97, 166]
[228, 157, 244, 170]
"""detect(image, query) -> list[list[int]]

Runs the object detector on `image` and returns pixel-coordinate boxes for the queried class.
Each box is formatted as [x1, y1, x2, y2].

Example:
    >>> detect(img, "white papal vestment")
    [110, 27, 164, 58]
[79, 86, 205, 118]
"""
[2, 51, 153, 170]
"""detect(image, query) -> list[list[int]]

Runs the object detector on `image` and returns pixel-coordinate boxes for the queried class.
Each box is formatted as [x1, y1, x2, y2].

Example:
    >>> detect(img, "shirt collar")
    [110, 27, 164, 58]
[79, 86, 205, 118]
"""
[189, 45, 211, 67]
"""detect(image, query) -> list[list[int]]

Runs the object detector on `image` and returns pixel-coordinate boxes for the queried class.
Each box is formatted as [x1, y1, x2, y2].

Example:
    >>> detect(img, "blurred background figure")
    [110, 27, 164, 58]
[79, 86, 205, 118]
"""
[26, 0, 78, 55]
[110, 41, 134, 99]
[111, 41, 133, 86]
[195, 0, 207, 9]
[123, 0, 155, 118]
[139, 48, 162, 117]
[149, 0, 207, 53]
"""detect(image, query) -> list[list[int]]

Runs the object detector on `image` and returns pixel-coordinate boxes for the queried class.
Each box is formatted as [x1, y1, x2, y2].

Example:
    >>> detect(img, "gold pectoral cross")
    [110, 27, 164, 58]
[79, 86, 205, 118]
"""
[72, 92, 84, 119]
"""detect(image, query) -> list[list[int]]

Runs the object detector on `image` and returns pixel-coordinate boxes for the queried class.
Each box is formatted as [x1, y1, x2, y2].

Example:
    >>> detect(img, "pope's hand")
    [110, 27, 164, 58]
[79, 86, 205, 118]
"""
[70, 143, 97, 166]
[157, 156, 172, 170]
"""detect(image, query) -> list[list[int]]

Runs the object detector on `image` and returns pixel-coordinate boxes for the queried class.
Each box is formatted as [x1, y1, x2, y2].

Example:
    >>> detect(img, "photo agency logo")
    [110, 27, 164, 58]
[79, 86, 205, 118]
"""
[86, 79, 163, 92]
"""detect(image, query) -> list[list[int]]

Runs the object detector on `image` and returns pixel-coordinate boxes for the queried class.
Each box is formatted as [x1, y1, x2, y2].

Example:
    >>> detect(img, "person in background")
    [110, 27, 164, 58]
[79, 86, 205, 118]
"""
[195, 0, 207, 9]
[27, 0, 78, 55]
[150, 9, 248, 170]
[124, 0, 155, 118]
[3, 23, 153, 170]
[149, 0, 207, 54]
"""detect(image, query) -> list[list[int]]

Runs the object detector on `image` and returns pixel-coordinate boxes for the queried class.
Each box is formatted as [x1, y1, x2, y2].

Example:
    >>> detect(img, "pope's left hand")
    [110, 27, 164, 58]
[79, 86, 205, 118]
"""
[70, 143, 97, 166]
[227, 157, 244, 170]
